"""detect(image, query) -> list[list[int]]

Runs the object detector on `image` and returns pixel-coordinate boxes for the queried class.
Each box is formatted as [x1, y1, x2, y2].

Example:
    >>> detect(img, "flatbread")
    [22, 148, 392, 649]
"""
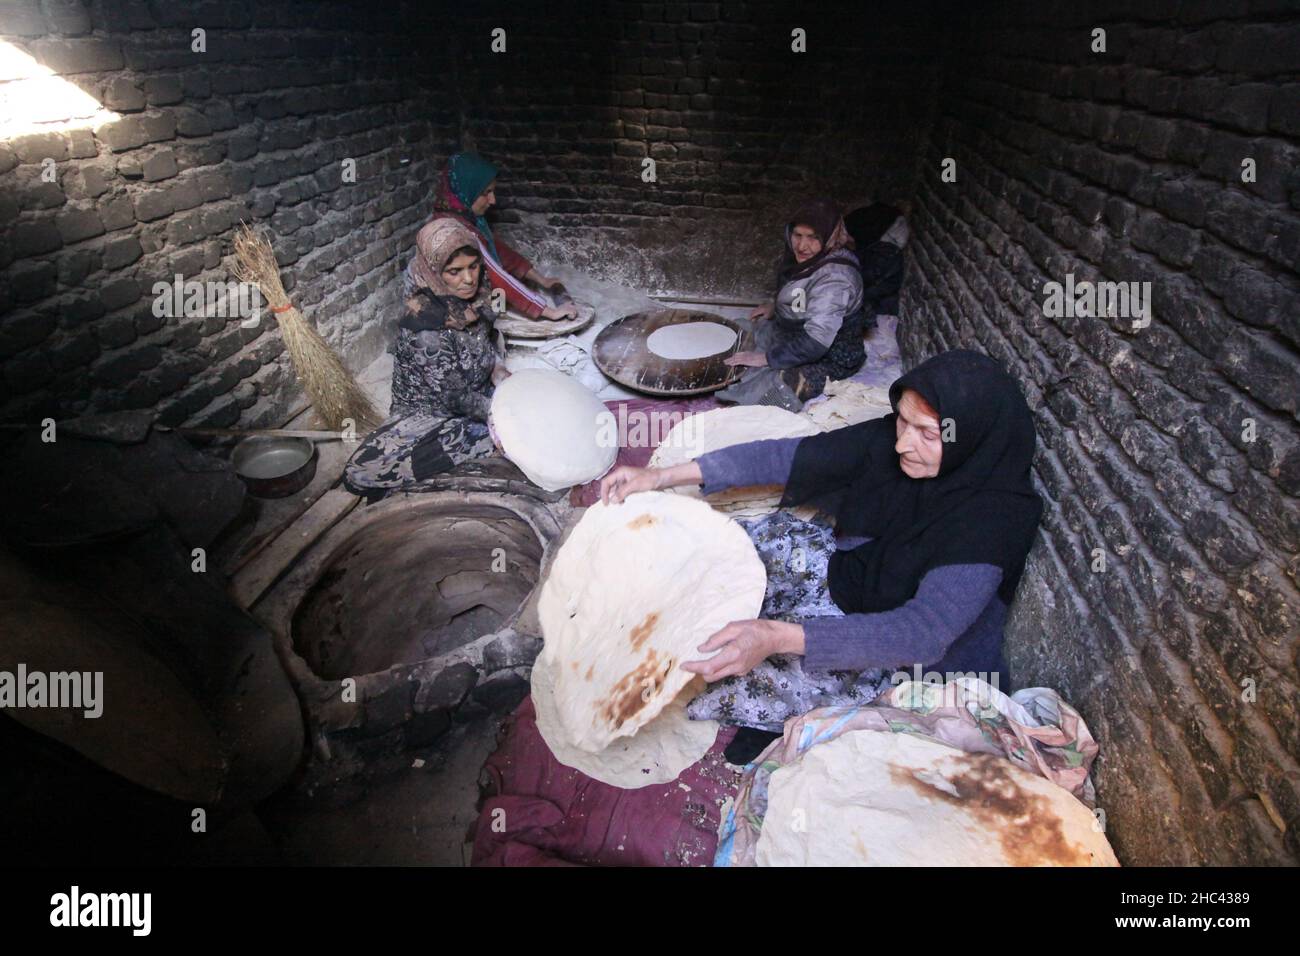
[648, 406, 820, 517]
[799, 378, 893, 431]
[490, 368, 618, 491]
[646, 322, 737, 360]
[532, 652, 718, 788]
[536, 492, 766, 753]
[756, 730, 1119, 867]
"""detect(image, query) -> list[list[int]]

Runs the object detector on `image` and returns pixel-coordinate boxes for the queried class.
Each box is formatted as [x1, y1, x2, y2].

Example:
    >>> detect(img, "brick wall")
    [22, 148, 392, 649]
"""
[898, 0, 1300, 864]
[0, 0, 453, 428]
[441, 0, 945, 296]
[1, 0, 945, 428]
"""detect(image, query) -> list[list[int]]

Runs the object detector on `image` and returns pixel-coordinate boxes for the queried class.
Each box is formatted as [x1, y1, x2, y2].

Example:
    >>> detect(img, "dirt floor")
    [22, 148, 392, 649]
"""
[257, 713, 502, 866]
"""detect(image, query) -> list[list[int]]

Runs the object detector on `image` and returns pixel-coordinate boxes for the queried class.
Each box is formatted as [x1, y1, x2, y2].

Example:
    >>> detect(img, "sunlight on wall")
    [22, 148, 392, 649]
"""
[0, 39, 119, 140]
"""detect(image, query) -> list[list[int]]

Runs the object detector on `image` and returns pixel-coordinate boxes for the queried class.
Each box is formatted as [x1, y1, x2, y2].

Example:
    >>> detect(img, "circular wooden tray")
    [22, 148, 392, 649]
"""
[593, 309, 752, 396]
[494, 303, 595, 340]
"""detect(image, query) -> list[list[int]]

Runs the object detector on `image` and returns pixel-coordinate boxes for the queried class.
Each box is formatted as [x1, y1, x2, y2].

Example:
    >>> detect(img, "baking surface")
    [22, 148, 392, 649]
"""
[593, 309, 752, 396]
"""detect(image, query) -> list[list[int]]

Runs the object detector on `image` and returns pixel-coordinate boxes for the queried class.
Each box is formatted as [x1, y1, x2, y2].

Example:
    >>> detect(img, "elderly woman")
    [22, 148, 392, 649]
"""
[600, 350, 1043, 763]
[719, 198, 866, 410]
[403, 151, 578, 322]
[345, 220, 509, 497]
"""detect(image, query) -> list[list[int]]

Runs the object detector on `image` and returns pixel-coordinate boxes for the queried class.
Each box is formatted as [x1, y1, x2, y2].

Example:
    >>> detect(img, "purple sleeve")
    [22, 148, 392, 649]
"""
[801, 564, 1003, 672]
[694, 437, 805, 496]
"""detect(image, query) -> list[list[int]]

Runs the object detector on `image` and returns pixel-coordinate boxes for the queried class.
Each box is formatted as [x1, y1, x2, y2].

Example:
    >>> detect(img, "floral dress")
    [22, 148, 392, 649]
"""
[344, 306, 499, 495]
[685, 510, 892, 730]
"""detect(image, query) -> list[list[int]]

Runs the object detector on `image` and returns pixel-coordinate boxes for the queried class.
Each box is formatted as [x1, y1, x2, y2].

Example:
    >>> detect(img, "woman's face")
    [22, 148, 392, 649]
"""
[441, 252, 482, 300]
[790, 224, 823, 263]
[895, 389, 943, 479]
[471, 180, 497, 216]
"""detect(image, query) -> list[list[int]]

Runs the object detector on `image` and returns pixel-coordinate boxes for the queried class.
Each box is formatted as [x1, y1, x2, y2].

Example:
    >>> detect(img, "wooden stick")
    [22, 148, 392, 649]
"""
[649, 293, 764, 308]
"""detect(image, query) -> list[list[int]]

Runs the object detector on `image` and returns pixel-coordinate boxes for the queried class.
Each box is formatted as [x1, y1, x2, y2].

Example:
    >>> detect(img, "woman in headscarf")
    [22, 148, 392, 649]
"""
[718, 198, 866, 410]
[345, 220, 509, 497]
[403, 151, 578, 322]
[600, 350, 1043, 763]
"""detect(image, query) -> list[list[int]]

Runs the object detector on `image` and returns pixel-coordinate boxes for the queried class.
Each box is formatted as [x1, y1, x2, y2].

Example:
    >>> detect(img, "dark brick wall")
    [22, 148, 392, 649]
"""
[0, 0, 454, 428]
[0, 0, 946, 428]
[897, 0, 1300, 865]
[445, 0, 945, 295]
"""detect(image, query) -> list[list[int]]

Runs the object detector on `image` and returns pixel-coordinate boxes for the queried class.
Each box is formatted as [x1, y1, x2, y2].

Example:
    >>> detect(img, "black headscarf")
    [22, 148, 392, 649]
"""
[779, 350, 1043, 614]
[777, 198, 857, 285]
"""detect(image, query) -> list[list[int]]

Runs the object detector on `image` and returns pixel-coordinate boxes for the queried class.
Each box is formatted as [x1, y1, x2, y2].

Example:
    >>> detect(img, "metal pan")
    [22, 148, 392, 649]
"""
[231, 436, 318, 499]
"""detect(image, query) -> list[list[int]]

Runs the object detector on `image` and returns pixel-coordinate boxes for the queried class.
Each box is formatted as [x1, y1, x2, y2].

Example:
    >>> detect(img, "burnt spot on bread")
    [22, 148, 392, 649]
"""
[599, 648, 674, 730]
[889, 752, 1091, 866]
[629, 610, 660, 650]
[627, 514, 658, 530]
[584, 663, 594, 681]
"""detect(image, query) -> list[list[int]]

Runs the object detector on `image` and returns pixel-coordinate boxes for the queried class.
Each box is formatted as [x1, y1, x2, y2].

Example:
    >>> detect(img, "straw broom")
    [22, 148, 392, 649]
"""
[232, 223, 379, 433]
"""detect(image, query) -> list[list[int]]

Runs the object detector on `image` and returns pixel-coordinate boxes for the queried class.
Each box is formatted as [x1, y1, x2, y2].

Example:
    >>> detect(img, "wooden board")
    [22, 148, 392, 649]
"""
[592, 309, 752, 396]
[228, 488, 358, 610]
[494, 302, 595, 340]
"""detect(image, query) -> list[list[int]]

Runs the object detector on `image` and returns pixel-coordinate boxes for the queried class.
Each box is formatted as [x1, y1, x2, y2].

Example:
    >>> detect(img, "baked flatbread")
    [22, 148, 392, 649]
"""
[532, 652, 718, 787]
[536, 492, 766, 753]
[756, 730, 1120, 867]
[648, 406, 820, 517]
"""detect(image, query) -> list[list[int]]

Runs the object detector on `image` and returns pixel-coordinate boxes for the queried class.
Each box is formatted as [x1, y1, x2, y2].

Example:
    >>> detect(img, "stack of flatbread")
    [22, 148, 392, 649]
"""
[799, 378, 893, 430]
[533, 492, 766, 787]
[647, 406, 820, 518]
[757, 730, 1120, 866]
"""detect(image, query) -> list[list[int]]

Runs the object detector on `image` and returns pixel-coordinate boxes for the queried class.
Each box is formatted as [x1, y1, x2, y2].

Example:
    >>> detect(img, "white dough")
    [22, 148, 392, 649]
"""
[646, 322, 738, 360]
[490, 368, 618, 491]
[756, 730, 1120, 867]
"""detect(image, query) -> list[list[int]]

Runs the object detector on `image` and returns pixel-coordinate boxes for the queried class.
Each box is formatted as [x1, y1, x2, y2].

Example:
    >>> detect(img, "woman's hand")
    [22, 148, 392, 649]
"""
[748, 302, 775, 322]
[599, 465, 664, 505]
[724, 350, 768, 368]
[541, 302, 579, 320]
[599, 461, 703, 505]
[491, 364, 511, 386]
[680, 620, 805, 681]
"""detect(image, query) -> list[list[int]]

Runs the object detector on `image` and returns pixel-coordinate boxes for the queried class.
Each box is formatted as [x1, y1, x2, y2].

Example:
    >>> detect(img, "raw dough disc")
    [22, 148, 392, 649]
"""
[532, 651, 719, 788]
[490, 368, 618, 491]
[646, 322, 738, 360]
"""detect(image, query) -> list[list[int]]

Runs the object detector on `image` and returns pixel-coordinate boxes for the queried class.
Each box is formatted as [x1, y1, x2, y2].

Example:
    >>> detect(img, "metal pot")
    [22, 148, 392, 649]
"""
[231, 436, 318, 499]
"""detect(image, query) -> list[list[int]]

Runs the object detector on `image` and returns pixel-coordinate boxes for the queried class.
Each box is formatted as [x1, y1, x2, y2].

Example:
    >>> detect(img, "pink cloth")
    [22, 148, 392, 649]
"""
[570, 397, 720, 507]
[470, 697, 740, 867]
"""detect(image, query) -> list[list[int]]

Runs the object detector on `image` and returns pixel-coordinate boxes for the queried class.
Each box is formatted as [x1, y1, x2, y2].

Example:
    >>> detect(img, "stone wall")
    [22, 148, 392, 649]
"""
[1, 0, 453, 428]
[897, 0, 1300, 865]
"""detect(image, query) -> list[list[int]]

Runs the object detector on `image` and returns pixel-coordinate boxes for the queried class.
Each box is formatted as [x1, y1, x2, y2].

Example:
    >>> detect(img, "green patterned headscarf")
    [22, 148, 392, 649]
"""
[439, 152, 500, 262]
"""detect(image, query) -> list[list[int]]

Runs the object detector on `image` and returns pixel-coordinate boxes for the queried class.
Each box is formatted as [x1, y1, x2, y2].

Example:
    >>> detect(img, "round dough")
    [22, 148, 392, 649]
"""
[649, 406, 820, 517]
[532, 652, 719, 788]
[756, 730, 1120, 867]
[647, 322, 738, 360]
[490, 368, 618, 491]
[536, 492, 766, 753]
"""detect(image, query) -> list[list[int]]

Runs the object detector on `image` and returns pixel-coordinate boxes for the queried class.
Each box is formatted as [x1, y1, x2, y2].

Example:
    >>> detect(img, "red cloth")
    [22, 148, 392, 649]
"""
[470, 697, 740, 867]
[571, 397, 720, 507]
